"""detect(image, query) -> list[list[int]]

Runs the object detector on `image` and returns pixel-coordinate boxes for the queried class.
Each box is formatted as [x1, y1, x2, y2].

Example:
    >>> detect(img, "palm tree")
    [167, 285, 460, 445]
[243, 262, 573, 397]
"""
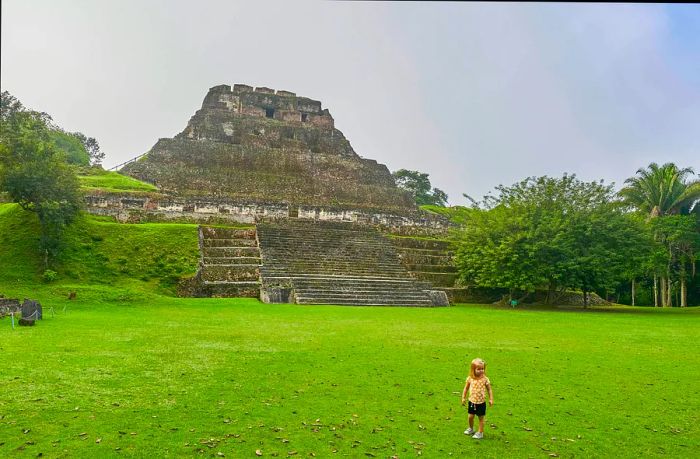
[619, 162, 700, 217]
[620, 163, 700, 307]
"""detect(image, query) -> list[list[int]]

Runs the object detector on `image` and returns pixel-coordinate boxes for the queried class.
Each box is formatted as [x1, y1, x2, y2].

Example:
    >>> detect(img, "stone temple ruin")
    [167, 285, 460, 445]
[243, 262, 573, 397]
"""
[86, 84, 465, 306]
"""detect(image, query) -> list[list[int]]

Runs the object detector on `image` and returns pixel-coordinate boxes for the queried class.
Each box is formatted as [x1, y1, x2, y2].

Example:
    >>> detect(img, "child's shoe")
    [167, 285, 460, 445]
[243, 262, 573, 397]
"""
[472, 432, 483, 439]
[464, 428, 474, 435]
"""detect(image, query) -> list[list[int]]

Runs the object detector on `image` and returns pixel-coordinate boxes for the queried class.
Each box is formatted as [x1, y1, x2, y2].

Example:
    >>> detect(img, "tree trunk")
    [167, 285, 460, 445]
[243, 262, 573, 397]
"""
[653, 275, 658, 307]
[660, 277, 667, 307]
[631, 279, 636, 306]
[680, 264, 687, 307]
[583, 289, 589, 308]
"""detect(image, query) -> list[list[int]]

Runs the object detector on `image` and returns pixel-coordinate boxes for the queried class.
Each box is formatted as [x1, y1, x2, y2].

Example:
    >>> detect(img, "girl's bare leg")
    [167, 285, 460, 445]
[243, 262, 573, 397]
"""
[478, 415, 485, 433]
[468, 413, 475, 430]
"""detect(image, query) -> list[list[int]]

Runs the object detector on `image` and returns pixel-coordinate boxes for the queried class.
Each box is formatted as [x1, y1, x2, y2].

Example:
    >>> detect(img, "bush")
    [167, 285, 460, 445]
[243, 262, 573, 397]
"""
[43, 269, 58, 283]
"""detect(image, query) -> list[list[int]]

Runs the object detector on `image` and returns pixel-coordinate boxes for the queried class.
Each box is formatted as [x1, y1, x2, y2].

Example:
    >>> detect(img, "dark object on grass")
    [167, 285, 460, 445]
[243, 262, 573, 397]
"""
[21, 299, 42, 320]
[19, 317, 35, 326]
[68, 291, 77, 300]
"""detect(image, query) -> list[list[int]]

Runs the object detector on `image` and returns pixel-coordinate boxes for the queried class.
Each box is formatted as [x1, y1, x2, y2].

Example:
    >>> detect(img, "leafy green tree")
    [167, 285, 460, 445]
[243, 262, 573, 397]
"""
[71, 131, 105, 165]
[455, 174, 648, 305]
[0, 95, 82, 267]
[51, 130, 90, 166]
[392, 169, 448, 206]
[619, 162, 700, 306]
[651, 215, 700, 307]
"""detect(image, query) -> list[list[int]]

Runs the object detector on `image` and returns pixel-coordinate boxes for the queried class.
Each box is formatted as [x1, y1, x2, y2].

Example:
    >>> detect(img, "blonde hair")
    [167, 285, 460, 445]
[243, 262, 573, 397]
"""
[469, 358, 486, 379]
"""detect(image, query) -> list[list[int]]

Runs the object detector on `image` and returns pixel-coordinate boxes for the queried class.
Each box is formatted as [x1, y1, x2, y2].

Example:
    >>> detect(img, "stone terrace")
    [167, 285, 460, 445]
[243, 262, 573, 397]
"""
[256, 220, 447, 306]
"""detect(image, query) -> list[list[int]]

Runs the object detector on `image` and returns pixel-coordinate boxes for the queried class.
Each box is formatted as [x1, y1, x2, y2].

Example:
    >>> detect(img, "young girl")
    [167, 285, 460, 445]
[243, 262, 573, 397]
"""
[461, 358, 494, 439]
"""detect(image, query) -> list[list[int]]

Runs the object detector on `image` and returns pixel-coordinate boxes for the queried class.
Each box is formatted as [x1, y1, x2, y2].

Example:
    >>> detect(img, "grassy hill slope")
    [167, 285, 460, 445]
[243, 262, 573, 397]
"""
[0, 203, 199, 298]
[77, 168, 158, 194]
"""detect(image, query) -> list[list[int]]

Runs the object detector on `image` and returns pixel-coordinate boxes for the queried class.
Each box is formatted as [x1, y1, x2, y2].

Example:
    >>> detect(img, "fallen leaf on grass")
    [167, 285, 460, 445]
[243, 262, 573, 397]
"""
[95, 438, 101, 444]
[255, 449, 263, 456]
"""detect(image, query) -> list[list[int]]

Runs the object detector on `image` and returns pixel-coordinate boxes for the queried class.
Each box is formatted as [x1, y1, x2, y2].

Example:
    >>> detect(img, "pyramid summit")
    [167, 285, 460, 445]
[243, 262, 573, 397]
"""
[121, 83, 415, 211]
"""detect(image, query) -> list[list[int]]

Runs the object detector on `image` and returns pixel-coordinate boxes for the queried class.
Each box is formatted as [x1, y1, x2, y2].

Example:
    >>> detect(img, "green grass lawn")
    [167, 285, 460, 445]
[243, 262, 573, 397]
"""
[1, 296, 698, 458]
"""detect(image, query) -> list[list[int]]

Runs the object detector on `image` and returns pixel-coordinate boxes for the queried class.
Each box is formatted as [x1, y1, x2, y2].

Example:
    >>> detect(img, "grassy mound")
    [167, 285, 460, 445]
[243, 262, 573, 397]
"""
[77, 168, 158, 193]
[0, 203, 199, 296]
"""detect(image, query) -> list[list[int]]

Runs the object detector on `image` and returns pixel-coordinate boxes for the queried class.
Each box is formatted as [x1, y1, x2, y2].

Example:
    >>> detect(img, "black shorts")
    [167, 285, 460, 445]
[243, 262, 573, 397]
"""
[468, 401, 487, 416]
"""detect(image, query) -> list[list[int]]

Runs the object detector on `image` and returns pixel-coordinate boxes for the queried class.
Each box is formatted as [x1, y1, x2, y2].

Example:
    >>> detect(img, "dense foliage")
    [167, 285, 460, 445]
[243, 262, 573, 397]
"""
[618, 163, 700, 307]
[392, 169, 448, 206]
[454, 175, 650, 305]
[0, 92, 84, 265]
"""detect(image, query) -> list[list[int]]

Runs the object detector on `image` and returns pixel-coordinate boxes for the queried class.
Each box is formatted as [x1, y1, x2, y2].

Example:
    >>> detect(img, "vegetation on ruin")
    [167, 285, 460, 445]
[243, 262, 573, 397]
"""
[393, 169, 448, 207]
[77, 168, 158, 193]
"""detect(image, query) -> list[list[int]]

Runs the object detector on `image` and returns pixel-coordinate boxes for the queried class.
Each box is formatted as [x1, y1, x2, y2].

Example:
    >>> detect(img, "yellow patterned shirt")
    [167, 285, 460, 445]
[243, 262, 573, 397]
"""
[467, 376, 491, 404]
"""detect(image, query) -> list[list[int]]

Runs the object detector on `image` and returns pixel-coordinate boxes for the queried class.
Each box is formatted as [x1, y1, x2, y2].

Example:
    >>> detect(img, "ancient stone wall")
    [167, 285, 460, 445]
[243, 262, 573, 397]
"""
[83, 192, 451, 236]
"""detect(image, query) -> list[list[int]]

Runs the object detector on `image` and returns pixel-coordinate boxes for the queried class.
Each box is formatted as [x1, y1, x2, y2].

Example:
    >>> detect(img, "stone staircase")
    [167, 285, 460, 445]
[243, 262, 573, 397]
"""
[389, 236, 468, 303]
[194, 226, 261, 297]
[256, 220, 446, 306]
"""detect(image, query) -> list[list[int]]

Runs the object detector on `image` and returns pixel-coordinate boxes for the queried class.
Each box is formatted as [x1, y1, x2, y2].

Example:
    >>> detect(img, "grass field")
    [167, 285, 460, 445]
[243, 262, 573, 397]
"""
[1, 295, 698, 458]
[1, 203, 699, 457]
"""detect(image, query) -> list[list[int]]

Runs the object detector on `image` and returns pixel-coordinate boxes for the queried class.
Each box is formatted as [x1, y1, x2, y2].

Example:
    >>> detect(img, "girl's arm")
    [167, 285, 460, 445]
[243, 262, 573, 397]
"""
[461, 379, 470, 405]
[487, 381, 494, 406]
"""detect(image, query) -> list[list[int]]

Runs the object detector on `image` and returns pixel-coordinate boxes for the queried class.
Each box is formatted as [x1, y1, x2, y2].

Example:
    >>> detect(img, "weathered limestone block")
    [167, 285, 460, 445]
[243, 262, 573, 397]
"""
[426, 290, 450, 306]
[0, 298, 21, 317]
[21, 299, 42, 320]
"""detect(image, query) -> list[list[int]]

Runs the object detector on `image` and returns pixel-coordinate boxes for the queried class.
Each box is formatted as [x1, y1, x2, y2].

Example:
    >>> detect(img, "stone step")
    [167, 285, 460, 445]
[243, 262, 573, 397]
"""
[202, 280, 260, 286]
[397, 253, 453, 265]
[203, 247, 261, 257]
[295, 297, 434, 306]
[408, 272, 459, 287]
[203, 238, 258, 247]
[259, 235, 386, 244]
[404, 264, 457, 273]
[296, 291, 432, 299]
[200, 266, 260, 282]
[203, 257, 261, 265]
[202, 227, 256, 239]
[389, 237, 454, 250]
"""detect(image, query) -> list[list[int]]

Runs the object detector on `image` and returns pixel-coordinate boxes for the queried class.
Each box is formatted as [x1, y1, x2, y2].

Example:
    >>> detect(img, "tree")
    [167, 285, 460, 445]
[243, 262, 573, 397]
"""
[392, 169, 448, 207]
[1, 91, 104, 166]
[51, 130, 90, 166]
[0, 94, 82, 267]
[651, 215, 700, 307]
[71, 131, 105, 166]
[619, 162, 700, 217]
[619, 162, 700, 306]
[455, 174, 648, 305]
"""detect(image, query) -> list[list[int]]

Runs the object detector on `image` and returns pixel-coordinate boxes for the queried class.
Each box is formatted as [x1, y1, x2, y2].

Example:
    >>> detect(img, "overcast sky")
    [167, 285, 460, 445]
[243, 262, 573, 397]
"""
[2, 1, 699, 205]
